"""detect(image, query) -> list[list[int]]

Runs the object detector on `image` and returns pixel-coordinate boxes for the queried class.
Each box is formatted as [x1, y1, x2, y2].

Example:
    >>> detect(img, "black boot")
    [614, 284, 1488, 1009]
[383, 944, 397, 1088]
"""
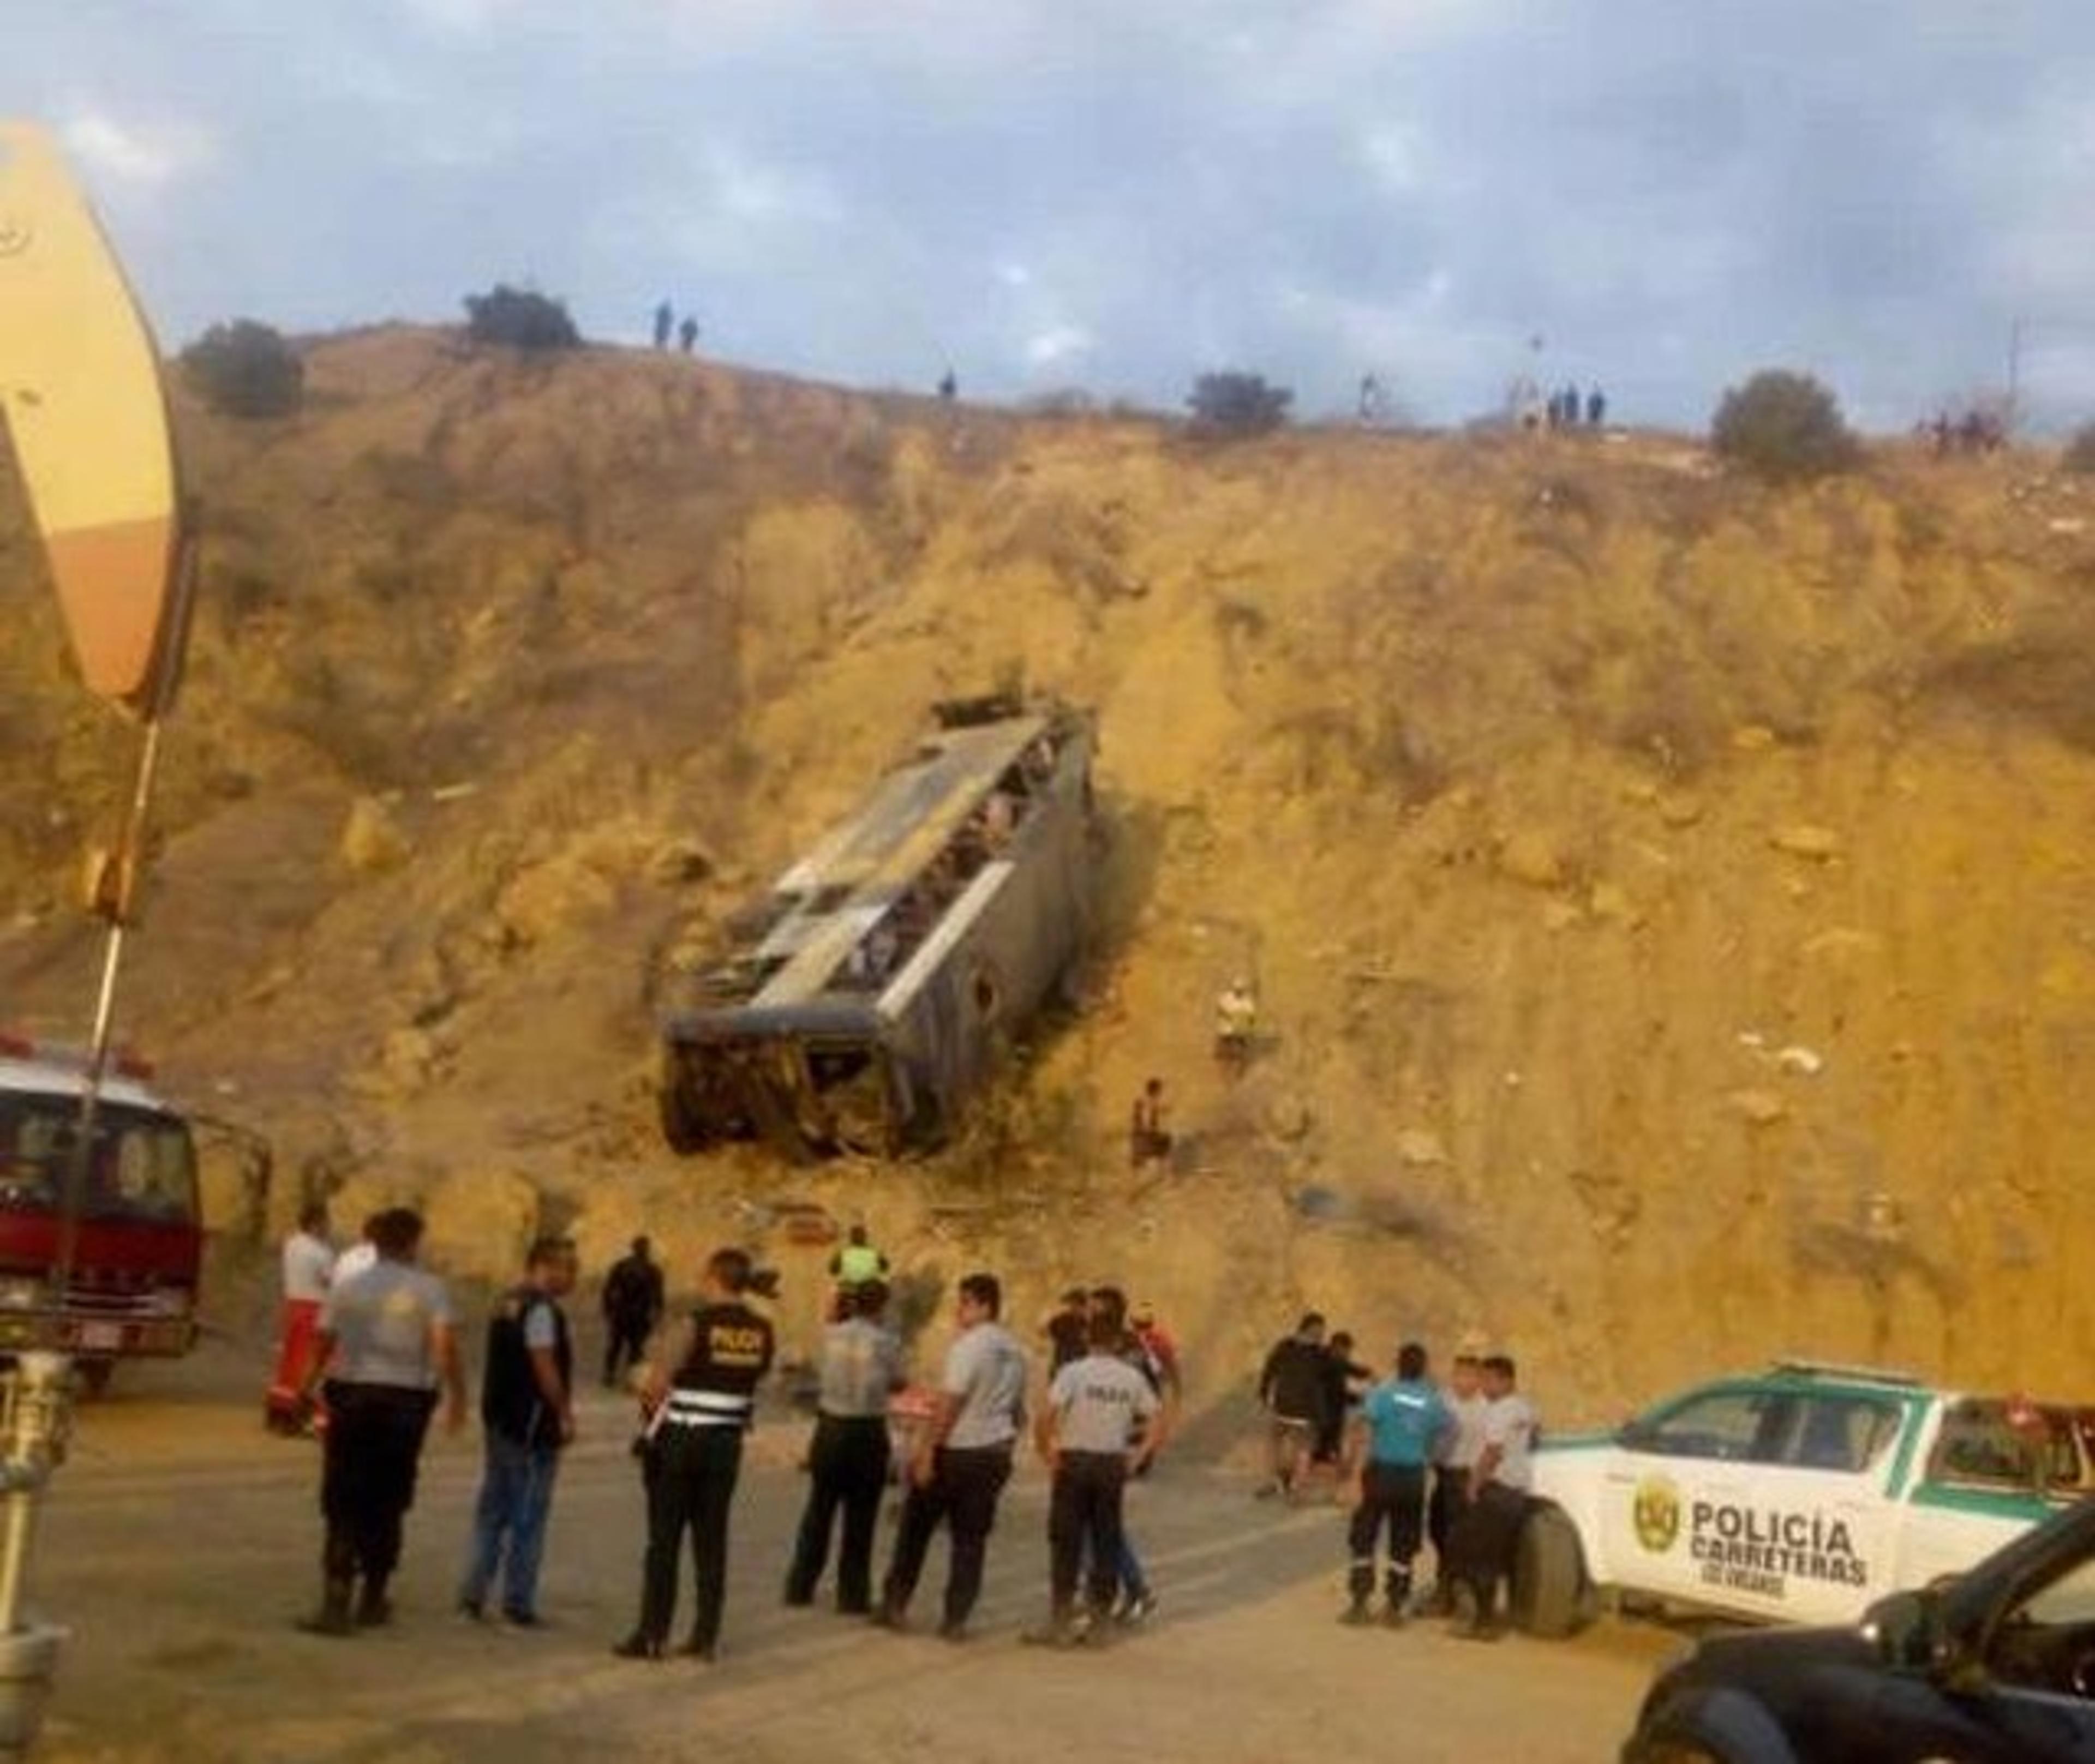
[298, 1577, 354, 1637]
[354, 1575, 393, 1628]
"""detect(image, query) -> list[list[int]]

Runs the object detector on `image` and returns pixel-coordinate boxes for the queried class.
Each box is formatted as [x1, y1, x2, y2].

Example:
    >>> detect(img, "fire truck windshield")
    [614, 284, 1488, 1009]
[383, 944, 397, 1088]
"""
[0, 1094, 199, 1225]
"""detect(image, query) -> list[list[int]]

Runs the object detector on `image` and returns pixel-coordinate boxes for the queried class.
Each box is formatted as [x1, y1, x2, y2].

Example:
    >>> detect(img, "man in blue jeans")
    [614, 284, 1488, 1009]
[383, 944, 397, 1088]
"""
[459, 1236, 578, 1625]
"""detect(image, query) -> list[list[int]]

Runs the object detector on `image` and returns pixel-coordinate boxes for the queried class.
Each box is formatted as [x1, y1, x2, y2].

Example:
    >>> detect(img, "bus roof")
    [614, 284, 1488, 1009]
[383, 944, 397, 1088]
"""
[750, 713, 1049, 1009]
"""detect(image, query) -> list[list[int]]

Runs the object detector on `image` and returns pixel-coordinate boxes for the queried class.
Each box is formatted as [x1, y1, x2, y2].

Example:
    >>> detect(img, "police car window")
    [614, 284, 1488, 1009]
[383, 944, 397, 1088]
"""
[1782, 1396, 1902, 1473]
[1929, 1400, 2056, 1492]
[1635, 1390, 1794, 1463]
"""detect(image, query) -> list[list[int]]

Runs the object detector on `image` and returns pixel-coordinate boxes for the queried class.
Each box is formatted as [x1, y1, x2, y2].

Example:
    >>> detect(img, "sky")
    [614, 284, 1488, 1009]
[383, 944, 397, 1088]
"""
[8, 0, 2095, 431]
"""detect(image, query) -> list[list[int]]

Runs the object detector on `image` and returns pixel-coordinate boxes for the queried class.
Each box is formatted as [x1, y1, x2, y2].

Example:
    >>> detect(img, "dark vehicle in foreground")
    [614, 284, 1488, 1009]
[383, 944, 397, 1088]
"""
[659, 696, 1096, 1159]
[1623, 1492, 2095, 1761]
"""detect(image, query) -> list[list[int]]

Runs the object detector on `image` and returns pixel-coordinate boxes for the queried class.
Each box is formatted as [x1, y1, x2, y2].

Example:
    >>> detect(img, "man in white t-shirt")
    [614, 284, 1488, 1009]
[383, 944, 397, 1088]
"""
[1025, 1309, 1163, 1646]
[332, 1213, 381, 1288]
[1448, 1353, 1538, 1641]
[266, 1201, 335, 1434]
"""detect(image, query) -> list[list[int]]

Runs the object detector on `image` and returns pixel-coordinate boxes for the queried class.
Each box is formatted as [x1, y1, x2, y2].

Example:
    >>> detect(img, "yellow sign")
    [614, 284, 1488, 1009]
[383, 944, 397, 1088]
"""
[1633, 1473, 1682, 1553]
[0, 121, 185, 713]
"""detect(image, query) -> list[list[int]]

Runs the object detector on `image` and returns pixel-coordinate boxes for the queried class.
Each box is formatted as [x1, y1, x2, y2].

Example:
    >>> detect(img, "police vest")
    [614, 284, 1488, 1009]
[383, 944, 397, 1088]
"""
[836, 1244, 884, 1285]
[665, 1301, 776, 1430]
[481, 1287, 572, 1449]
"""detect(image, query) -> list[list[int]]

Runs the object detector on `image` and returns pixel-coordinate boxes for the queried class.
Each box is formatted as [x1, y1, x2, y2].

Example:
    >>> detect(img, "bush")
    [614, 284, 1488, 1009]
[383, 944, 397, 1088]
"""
[1187, 371, 1292, 437]
[463, 284, 581, 351]
[178, 320, 303, 419]
[1710, 370, 1859, 484]
[2063, 423, 2095, 476]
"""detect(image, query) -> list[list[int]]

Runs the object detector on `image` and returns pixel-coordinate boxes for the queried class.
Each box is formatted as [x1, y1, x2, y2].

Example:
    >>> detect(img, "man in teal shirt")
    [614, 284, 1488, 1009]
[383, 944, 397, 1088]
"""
[1340, 1341, 1449, 1625]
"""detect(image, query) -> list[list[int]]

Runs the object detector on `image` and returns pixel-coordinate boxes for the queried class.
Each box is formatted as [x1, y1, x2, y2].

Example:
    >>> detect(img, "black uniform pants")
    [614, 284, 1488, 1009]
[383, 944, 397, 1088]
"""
[785, 1414, 891, 1612]
[1448, 1481, 1527, 1619]
[883, 1443, 1013, 1629]
[319, 1380, 437, 1586]
[1348, 1462, 1427, 1603]
[1049, 1450, 1128, 1617]
[603, 1312, 651, 1387]
[637, 1423, 744, 1648]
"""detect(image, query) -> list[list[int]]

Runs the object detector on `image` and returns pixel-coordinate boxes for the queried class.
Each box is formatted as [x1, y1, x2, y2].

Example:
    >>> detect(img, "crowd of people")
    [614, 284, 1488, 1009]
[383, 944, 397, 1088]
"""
[267, 1207, 1534, 1659]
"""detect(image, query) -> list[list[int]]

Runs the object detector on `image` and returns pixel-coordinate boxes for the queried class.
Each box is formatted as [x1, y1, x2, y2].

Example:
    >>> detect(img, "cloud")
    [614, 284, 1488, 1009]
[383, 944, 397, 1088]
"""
[60, 109, 214, 190]
[1024, 323, 1094, 369]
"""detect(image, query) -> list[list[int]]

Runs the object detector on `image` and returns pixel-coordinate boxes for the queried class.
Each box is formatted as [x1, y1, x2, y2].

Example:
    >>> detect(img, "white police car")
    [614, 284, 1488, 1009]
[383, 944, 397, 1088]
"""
[1512, 1361, 2091, 1638]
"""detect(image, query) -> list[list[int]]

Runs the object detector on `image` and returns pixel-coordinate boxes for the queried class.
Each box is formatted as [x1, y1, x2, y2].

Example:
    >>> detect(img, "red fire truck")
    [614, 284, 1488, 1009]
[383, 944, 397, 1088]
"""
[0, 1033, 202, 1391]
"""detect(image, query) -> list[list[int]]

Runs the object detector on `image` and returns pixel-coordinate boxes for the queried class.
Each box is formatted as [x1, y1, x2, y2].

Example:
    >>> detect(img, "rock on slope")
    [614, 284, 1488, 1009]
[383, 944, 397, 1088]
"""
[5, 326, 2095, 1415]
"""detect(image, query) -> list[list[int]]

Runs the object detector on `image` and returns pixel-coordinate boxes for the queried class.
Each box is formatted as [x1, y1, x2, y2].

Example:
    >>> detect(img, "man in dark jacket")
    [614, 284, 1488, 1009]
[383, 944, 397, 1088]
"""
[459, 1236, 578, 1625]
[602, 1235, 665, 1389]
[1256, 1312, 1328, 1502]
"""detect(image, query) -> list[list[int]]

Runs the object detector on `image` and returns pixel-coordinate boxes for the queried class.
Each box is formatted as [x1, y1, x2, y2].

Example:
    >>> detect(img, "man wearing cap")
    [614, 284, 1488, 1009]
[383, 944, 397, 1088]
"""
[1448, 1353, 1538, 1641]
[1426, 1333, 1490, 1613]
[1340, 1341, 1448, 1625]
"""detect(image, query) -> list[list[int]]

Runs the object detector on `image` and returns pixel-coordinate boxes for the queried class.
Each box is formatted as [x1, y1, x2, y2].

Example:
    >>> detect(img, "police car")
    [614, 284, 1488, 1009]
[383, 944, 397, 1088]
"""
[1513, 1361, 2092, 1639]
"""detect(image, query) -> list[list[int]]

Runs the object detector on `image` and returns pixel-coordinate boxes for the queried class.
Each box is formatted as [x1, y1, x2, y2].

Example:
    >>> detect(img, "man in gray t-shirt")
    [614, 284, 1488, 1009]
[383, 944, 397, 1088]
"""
[296, 1207, 465, 1635]
[1027, 1315, 1163, 1644]
[877, 1272, 1027, 1639]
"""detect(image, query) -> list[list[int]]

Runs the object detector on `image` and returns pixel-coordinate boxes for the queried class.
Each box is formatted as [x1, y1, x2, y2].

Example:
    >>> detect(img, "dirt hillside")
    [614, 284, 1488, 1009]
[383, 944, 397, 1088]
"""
[5, 326, 2095, 1420]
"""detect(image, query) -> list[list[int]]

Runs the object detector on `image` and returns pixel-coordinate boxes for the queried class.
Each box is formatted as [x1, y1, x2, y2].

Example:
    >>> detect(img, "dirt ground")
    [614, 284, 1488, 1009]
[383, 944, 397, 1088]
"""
[26, 1342, 1677, 1764]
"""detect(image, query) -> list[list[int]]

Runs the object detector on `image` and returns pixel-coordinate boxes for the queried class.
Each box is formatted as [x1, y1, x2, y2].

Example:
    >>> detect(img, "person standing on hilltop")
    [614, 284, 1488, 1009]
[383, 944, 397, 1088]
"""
[294, 1207, 465, 1636]
[1215, 977, 1259, 1077]
[1256, 1312, 1328, 1502]
[602, 1236, 665, 1390]
[677, 315, 698, 353]
[875, 1271, 1026, 1640]
[615, 1247, 776, 1661]
[267, 1199, 334, 1435]
[1128, 1078, 1171, 1170]
[1340, 1341, 1448, 1626]
[652, 301, 673, 349]
[458, 1235, 577, 1628]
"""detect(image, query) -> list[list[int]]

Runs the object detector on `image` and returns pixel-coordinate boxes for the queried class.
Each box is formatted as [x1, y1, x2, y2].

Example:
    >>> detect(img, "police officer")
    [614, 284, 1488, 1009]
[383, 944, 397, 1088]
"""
[295, 1207, 465, 1635]
[1447, 1352, 1537, 1641]
[1340, 1341, 1448, 1626]
[876, 1271, 1026, 1640]
[1026, 1306, 1163, 1646]
[614, 1247, 775, 1661]
[784, 1277, 902, 1613]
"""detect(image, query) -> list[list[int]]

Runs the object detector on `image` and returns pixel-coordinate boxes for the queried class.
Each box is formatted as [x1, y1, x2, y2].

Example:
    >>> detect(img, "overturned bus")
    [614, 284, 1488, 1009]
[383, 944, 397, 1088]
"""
[658, 697, 1097, 1159]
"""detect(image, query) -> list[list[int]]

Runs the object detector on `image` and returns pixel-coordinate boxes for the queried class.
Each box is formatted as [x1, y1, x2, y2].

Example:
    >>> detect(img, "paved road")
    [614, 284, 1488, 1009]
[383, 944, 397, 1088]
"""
[28, 1379, 1677, 1763]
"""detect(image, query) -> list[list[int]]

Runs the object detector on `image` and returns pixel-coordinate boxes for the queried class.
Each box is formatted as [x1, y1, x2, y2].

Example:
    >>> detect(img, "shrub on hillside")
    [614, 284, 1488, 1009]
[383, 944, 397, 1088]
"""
[1710, 370, 1859, 484]
[178, 320, 303, 419]
[2063, 423, 2095, 476]
[1187, 371, 1292, 437]
[463, 284, 581, 351]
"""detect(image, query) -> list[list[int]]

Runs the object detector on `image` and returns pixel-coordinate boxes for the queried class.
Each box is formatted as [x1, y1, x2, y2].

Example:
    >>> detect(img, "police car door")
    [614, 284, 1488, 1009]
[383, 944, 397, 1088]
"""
[1758, 1391, 1906, 1625]
[1599, 1384, 1793, 1610]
